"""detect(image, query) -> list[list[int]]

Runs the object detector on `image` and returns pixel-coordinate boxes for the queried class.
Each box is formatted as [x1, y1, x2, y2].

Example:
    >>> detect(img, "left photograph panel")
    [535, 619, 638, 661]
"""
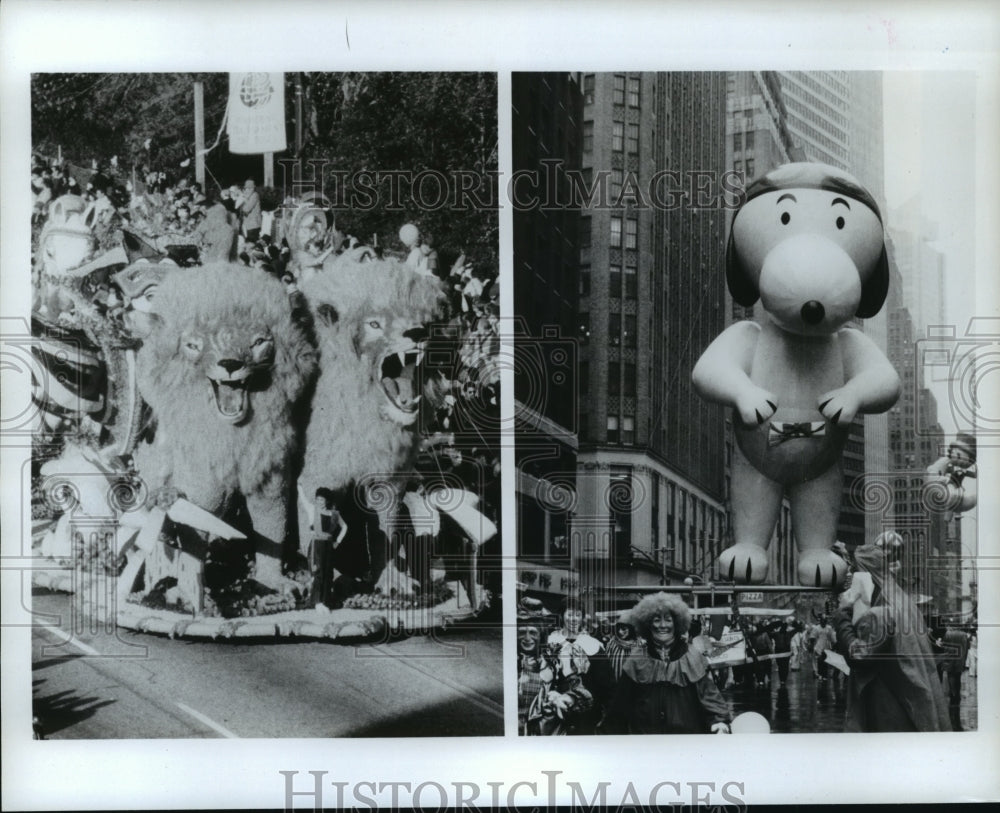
[26, 72, 502, 738]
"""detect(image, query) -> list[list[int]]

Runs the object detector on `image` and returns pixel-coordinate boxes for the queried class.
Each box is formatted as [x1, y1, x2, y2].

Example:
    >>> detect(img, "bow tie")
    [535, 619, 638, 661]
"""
[768, 420, 826, 446]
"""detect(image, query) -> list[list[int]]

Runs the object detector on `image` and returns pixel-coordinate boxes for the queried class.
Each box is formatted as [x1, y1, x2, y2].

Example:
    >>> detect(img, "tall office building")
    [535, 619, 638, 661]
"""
[572, 72, 729, 595]
[512, 73, 584, 570]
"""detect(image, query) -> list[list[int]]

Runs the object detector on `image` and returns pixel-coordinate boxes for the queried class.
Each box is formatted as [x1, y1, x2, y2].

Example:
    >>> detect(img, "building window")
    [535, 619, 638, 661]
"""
[628, 76, 640, 108]
[580, 216, 591, 248]
[745, 130, 755, 150]
[624, 362, 636, 395]
[608, 361, 620, 395]
[624, 263, 637, 298]
[609, 263, 622, 297]
[609, 313, 621, 345]
[746, 158, 755, 179]
[583, 121, 593, 152]
[625, 218, 638, 250]
[607, 415, 619, 443]
[734, 159, 742, 174]
[627, 122, 639, 155]
[622, 416, 635, 445]
[733, 132, 742, 152]
[613, 74, 626, 105]
[583, 74, 595, 105]
[610, 216, 622, 248]
[624, 314, 637, 348]
[612, 121, 624, 152]
[611, 167, 623, 200]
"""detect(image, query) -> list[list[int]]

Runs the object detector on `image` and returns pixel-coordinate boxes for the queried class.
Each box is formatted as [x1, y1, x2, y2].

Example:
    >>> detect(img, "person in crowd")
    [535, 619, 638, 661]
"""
[604, 611, 641, 683]
[769, 615, 797, 687]
[935, 626, 969, 732]
[194, 193, 238, 263]
[517, 619, 551, 735]
[240, 178, 262, 244]
[789, 621, 804, 672]
[746, 621, 774, 689]
[834, 544, 951, 732]
[534, 598, 608, 735]
[811, 615, 836, 682]
[599, 593, 731, 735]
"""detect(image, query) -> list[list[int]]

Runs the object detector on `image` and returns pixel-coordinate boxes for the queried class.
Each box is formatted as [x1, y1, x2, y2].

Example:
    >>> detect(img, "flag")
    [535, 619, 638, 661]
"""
[227, 72, 287, 155]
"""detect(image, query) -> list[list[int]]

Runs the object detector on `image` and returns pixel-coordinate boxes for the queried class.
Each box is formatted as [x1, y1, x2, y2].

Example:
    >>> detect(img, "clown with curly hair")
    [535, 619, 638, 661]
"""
[600, 593, 732, 735]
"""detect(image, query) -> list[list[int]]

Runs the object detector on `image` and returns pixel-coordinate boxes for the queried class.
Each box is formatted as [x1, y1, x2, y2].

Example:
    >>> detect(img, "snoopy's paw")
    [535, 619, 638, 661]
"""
[717, 544, 769, 584]
[735, 388, 778, 427]
[797, 549, 848, 588]
[818, 388, 860, 426]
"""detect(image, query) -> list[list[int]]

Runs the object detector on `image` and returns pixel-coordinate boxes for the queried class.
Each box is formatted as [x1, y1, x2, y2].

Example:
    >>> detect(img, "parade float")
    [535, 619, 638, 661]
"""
[30, 194, 498, 642]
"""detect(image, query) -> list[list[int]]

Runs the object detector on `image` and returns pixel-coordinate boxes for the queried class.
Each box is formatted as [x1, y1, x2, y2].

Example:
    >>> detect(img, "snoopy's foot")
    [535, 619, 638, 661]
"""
[717, 544, 769, 584]
[797, 549, 848, 588]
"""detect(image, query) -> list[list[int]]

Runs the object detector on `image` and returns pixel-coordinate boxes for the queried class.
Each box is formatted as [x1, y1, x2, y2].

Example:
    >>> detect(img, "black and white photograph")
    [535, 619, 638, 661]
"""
[2, 2, 999, 810]
[514, 70, 983, 736]
[21, 70, 502, 739]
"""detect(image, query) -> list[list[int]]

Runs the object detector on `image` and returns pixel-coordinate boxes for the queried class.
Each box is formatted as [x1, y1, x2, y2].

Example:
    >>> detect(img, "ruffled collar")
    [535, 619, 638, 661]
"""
[622, 644, 708, 686]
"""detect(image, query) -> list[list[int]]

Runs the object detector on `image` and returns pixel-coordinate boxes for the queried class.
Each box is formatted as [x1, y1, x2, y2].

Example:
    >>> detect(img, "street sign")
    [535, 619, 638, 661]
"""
[742, 591, 763, 603]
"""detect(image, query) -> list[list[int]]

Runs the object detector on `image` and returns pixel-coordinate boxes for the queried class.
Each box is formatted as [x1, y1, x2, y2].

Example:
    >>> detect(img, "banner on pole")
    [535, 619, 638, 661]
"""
[227, 73, 287, 155]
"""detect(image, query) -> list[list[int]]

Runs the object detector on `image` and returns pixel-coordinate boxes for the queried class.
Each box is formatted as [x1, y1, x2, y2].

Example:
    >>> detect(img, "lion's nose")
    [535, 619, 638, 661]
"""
[218, 359, 245, 374]
[800, 300, 825, 325]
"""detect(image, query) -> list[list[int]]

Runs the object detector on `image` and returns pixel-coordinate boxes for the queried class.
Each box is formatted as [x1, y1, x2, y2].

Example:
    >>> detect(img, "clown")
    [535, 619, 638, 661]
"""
[926, 433, 978, 515]
[693, 163, 899, 587]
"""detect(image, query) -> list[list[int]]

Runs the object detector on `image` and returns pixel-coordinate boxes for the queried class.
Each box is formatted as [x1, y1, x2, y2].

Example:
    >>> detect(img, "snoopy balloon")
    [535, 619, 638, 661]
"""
[693, 163, 900, 587]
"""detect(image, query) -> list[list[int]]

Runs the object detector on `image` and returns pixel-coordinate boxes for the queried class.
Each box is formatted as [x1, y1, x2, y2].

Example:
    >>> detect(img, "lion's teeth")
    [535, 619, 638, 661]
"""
[398, 351, 406, 366]
[415, 350, 424, 366]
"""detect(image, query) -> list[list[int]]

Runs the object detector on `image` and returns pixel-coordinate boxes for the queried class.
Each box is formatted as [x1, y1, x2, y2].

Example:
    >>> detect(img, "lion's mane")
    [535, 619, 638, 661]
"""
[134, 263, 317, 518]
[299, 256, 446, 499]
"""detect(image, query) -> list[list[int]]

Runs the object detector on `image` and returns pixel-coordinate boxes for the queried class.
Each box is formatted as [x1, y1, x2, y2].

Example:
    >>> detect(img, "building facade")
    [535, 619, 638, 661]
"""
[512, 73, 584, 578]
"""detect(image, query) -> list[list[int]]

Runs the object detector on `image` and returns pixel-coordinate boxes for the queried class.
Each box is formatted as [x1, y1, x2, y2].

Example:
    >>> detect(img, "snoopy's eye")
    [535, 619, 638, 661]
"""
[780, 212, 791, 226]
[836, 216, 845, 230]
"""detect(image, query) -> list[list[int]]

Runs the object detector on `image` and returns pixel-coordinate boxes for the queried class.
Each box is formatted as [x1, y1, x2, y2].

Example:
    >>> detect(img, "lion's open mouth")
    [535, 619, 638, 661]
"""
[379, 347, 423, 424]
[209, 370, 251, 424]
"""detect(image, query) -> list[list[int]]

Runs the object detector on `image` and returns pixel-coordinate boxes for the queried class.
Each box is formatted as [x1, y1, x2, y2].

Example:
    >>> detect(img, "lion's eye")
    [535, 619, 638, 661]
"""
[252, 337, 268, 347]
[368, 320, 382, 330]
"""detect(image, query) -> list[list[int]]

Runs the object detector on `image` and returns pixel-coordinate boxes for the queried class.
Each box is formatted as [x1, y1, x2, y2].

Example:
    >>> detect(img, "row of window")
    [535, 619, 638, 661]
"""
[732, 131, 756, 151]
[576, 312, 638, 347]
[583, 74, 641, 108]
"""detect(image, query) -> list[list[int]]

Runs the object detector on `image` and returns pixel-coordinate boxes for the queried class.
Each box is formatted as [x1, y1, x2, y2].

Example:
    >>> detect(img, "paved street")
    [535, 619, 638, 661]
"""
[30, 591, 503, 739]
[723, 659, 978, 734]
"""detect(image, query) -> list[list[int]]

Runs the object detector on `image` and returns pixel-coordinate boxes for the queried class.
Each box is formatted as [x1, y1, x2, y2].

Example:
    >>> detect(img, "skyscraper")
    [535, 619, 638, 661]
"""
[512, 73, 584, 569]
[572, 72, 729, 592]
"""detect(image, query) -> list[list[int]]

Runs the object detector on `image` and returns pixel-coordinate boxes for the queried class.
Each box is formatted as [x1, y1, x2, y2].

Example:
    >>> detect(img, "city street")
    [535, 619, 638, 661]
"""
[30, 590, 503, 739]
[724, 660, 978, 734]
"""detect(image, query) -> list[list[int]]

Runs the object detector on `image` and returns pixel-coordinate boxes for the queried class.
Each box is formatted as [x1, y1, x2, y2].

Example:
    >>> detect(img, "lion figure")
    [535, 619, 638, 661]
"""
[133, 263, 317, 583]
[297, 255, 446, 583]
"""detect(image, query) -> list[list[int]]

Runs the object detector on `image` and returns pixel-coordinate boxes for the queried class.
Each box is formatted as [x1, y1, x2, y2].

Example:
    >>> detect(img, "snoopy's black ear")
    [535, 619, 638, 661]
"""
[855, 245, 889, 318]
[725, 228, 759, 307]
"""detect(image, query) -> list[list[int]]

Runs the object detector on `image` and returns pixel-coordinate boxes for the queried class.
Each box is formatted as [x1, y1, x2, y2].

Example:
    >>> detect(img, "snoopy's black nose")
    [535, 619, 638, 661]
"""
[801, 300, 825, 325]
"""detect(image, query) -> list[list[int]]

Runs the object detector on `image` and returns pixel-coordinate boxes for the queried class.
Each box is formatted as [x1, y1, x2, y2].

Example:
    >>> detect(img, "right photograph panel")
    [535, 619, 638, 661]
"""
[513, 71, 979, 736]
